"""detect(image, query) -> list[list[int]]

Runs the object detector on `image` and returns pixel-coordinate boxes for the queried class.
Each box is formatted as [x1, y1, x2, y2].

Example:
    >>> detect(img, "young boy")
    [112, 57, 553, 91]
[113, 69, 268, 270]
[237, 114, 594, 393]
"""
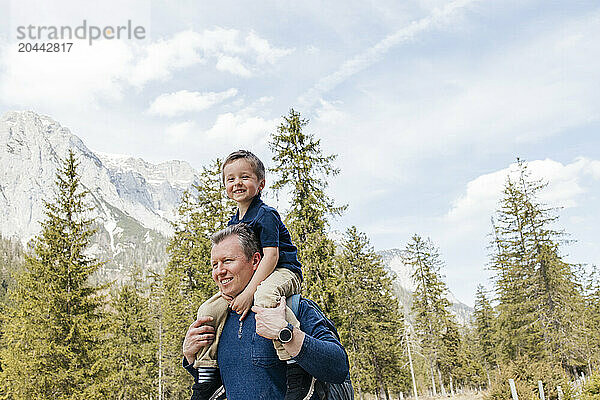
[193, 150, 309, 399]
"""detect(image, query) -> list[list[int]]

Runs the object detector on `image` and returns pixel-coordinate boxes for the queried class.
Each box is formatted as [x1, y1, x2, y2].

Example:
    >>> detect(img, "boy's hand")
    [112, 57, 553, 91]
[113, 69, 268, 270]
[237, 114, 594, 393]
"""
[230, 288, 254, 321]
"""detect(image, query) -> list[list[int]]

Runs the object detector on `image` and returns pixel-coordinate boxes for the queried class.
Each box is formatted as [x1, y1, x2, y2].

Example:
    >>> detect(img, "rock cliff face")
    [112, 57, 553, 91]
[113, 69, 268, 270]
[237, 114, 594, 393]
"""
[0, 111, 199, 282]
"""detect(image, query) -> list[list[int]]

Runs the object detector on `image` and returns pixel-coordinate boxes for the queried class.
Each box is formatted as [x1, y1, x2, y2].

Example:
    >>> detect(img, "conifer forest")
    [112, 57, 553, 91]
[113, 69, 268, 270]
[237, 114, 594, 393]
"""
[1, 110, 599, 400]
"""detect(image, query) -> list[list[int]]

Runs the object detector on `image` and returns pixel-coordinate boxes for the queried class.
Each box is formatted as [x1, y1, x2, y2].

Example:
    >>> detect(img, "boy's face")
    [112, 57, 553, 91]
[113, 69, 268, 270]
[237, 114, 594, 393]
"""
[223, 158, 265, 206]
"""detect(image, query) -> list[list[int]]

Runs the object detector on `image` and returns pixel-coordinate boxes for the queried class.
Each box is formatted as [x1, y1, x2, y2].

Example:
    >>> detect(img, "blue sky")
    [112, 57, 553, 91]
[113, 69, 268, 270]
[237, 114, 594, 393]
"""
[1, 0, 599, 305]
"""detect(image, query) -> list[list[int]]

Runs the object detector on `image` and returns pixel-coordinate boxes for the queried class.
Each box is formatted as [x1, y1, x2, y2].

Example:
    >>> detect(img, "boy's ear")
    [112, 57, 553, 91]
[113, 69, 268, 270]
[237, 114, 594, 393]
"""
[258, 179, 265, 192]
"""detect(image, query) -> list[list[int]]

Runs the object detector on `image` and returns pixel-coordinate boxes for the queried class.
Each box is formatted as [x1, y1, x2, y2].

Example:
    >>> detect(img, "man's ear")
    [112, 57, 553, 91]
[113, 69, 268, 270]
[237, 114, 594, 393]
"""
[251, 252, 261, 271]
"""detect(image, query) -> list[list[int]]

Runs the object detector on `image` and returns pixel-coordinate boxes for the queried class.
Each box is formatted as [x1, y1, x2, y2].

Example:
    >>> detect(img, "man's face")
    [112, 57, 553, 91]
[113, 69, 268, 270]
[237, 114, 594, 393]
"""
[211, 235, 259, 298]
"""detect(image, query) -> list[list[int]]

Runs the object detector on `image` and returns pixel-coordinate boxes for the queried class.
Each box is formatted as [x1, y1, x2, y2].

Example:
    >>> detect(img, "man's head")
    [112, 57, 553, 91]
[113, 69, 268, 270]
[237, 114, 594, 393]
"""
[210, 224, 261, 298]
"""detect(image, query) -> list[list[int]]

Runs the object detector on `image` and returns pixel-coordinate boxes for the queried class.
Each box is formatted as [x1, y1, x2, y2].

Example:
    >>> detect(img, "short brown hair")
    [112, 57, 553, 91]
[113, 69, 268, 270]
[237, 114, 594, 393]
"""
[222, 150, 265, 183]
[210, 223, 261, 260]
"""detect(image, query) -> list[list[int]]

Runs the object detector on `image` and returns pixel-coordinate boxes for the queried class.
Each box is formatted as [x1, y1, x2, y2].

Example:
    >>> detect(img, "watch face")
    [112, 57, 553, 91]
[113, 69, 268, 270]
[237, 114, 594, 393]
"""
[279, 327, 293, 343]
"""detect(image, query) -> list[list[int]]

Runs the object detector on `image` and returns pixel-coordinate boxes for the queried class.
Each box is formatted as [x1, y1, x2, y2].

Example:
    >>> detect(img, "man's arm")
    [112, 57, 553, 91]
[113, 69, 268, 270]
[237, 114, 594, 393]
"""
[252, 298, 349, 384]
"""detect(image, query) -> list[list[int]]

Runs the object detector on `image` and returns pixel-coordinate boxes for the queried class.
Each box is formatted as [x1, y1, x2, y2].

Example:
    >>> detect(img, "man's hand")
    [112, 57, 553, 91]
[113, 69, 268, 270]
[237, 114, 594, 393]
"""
[182, 316, 215, 364]
[252, 297, 288, 340]
[230, 287, 254, 321]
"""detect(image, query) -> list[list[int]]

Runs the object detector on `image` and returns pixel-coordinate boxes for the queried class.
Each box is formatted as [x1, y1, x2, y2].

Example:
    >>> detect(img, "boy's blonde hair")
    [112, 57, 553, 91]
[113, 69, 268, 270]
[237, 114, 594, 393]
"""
[222, 150, 265, 183]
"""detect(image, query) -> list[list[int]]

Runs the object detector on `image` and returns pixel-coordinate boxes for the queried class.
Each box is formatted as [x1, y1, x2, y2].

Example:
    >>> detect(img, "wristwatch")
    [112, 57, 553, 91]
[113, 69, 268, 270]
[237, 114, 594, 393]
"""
[278, 323, 294, 343]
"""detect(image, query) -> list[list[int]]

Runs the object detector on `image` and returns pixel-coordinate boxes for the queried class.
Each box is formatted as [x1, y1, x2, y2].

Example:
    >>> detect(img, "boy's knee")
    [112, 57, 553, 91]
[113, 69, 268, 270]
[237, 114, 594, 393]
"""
[254, 284, 281, 308]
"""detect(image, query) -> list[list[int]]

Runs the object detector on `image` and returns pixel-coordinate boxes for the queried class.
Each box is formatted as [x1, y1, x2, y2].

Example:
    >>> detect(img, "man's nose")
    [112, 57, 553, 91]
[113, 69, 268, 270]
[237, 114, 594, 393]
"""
[214, 262, 226, 274]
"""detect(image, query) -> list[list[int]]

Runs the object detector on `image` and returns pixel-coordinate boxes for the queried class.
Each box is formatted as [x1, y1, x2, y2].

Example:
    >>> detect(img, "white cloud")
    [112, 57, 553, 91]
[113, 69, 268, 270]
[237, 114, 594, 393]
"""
[147, 88, 238, 117]
[315, 98, 346, 125]
[0, 39, 132, 108]
[446, 158, 600, 226]
[203, 111, 278, 143]
[165, 120, 196, 143]
[245, 31, 294, 64]
[0, 27, 291, 110]
[128, 30, 206, 87]
[215, 55, 252, 77]
[130, 27, 291, 83]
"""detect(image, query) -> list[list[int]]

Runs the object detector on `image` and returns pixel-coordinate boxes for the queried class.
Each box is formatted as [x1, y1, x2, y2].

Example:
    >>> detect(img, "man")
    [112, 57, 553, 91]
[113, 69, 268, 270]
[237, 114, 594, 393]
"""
[182, 224, 350, 400]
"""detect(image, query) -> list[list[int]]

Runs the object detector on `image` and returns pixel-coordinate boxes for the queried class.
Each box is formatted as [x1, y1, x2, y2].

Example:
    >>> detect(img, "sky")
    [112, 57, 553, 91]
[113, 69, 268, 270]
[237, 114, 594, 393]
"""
[1, 0, 599, 306]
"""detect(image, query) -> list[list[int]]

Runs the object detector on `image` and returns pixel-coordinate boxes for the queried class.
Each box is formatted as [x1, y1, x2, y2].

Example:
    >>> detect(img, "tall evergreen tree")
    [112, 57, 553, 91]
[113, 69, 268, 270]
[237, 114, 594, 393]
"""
[102, 268, 157, 399]
[160, 159, 234, 398]
[438, 319, 461, 394]
[0, 150, 106, 399]
[490, 159, 585, 368]
[0, 235, 24, 304]
[269, 108, 345, 314]
[402, 234, 452, 396]
[336, 227, 408, 400]
[473, 284, 497, 385]
[581, 265, 600, 374]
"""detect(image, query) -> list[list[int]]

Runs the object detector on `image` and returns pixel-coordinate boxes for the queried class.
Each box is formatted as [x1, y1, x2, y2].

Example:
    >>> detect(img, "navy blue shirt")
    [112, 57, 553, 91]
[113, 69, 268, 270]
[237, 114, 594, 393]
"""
[184, 298, 350, 400]
[228, 194, 302, 280]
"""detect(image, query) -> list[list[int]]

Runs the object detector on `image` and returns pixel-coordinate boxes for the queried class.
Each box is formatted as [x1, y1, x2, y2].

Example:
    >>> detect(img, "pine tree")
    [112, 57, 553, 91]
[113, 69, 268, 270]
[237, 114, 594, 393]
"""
[439, 320, 461, 394]
[402, 234, 452, 396]
[0, 150, 106, 399]
[581, 265, 600, 374]
[0, 235, 24, 304]
[490, 159, 585, 368]
[101, 267, 157, 399]
[0, 235, 25, 391]
[160, 159, 234, 398]
[336, 227, 408, 400]
[473, 284, 496, 385]
[269, 108, 345, 314]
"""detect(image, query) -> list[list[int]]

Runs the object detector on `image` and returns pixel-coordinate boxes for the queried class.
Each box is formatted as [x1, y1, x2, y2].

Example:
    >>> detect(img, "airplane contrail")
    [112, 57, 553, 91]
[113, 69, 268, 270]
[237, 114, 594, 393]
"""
[297, 0, 478, 110]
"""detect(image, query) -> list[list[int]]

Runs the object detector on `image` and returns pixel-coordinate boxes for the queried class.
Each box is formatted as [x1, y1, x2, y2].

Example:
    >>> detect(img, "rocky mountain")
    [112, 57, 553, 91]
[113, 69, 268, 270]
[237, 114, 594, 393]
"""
[0, 111, 200, 282]
[378, 248, 474, 326]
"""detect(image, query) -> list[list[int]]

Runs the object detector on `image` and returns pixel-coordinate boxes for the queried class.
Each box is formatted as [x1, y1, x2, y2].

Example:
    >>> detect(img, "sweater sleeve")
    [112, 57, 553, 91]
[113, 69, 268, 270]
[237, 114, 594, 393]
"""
[293, 301, 350, 383]
[182, 357, 198, 381]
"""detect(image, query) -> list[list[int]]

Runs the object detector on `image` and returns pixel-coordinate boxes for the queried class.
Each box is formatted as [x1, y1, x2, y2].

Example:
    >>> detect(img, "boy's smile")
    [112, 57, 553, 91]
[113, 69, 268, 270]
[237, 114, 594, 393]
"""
[223, 159, 265, 210]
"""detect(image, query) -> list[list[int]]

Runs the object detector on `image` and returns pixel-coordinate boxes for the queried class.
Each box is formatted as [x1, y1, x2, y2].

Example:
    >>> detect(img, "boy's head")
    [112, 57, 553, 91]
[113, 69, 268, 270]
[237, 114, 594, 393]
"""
[222, 150, 265, 182]
[222, 150, 266, 204]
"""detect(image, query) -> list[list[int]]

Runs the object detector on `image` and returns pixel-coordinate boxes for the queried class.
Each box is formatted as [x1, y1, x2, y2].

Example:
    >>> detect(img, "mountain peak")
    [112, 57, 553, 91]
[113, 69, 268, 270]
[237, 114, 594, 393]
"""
[0, 110, 201, 243]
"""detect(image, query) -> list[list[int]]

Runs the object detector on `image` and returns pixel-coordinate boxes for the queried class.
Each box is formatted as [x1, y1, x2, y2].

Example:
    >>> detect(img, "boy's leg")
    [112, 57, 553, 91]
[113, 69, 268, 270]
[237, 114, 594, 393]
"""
[193, 292, 229, 369]
[254, 268, 302, 361]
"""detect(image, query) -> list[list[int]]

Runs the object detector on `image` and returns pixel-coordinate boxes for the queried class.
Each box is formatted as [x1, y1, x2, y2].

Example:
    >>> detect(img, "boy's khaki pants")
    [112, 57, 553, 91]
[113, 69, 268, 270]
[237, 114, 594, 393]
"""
[193, 268, 301, 368]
